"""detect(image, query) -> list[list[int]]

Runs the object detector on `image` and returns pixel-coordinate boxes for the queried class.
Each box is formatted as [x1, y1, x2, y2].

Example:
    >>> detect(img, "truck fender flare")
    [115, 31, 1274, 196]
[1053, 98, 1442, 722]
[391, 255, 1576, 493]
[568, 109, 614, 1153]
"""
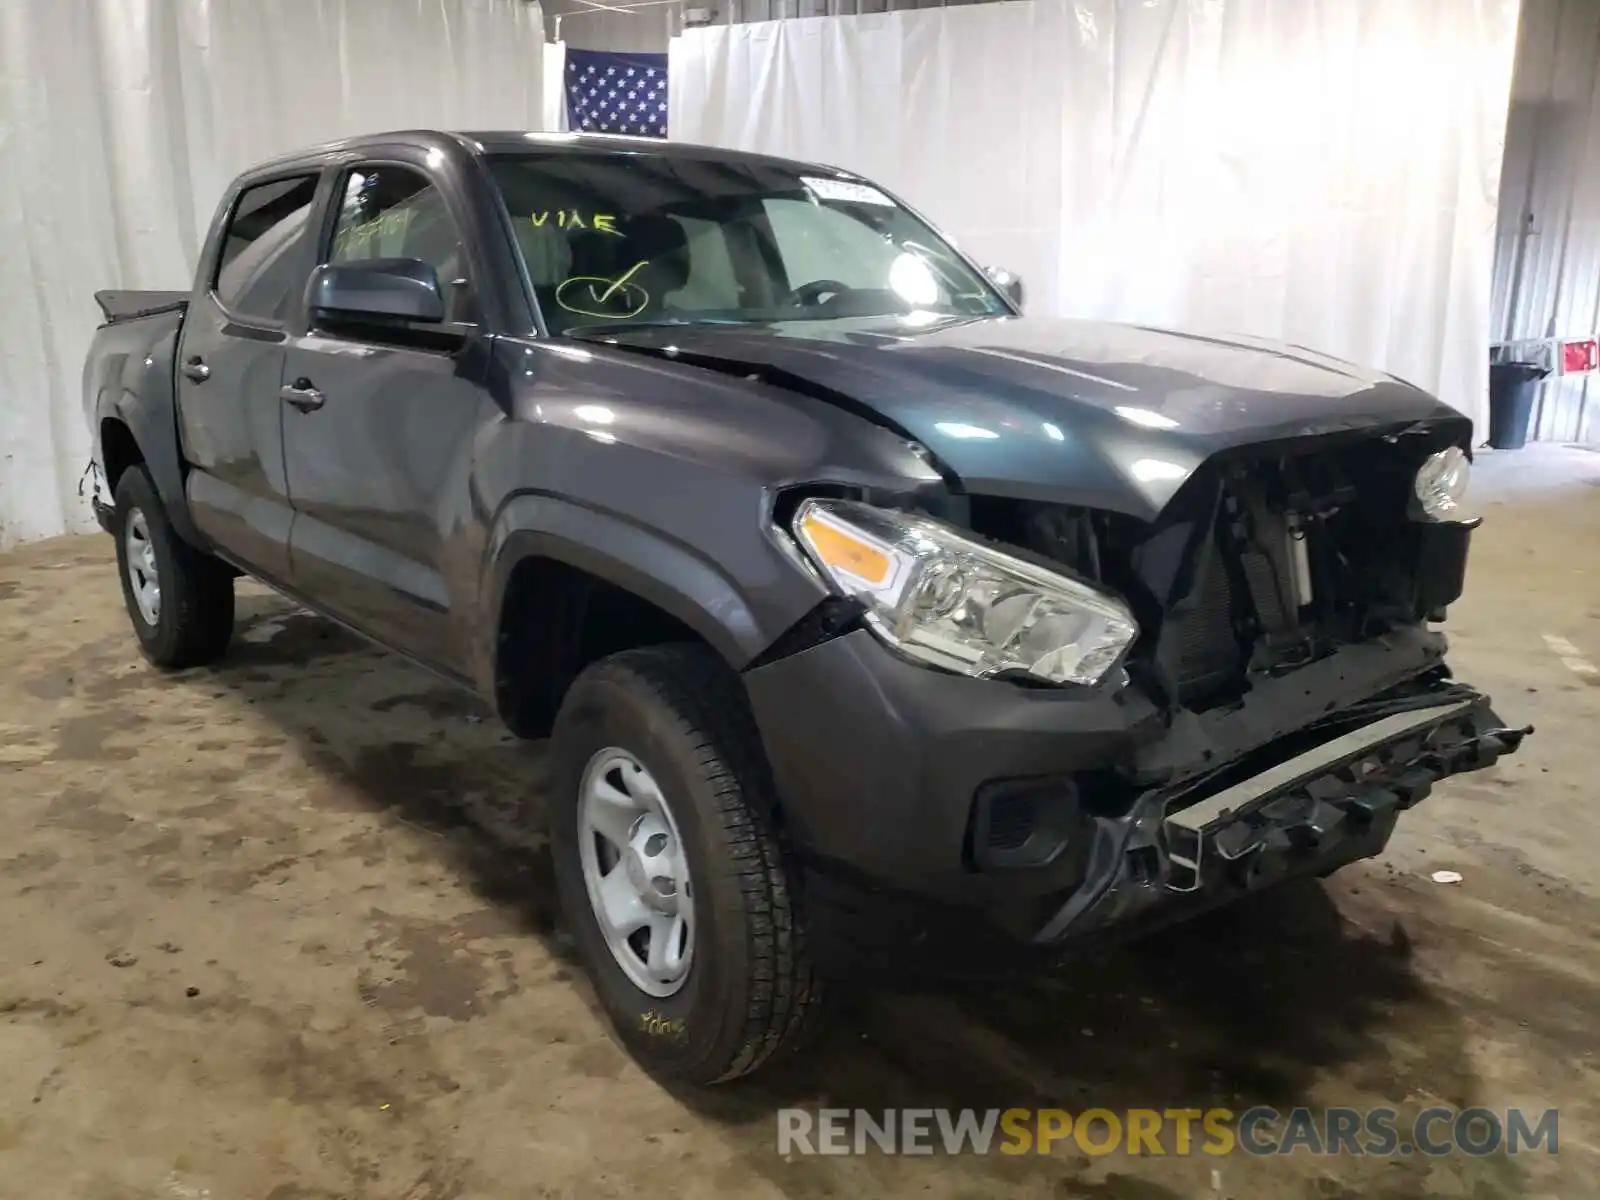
[482, 493, 769, 679]
[94, 329, 204, 547]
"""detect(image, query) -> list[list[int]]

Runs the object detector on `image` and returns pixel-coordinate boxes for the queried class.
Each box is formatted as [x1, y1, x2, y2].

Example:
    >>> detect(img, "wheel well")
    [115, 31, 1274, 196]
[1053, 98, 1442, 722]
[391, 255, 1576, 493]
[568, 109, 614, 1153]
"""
[495, 556, 710, 737]
[100, 418, 144, 492]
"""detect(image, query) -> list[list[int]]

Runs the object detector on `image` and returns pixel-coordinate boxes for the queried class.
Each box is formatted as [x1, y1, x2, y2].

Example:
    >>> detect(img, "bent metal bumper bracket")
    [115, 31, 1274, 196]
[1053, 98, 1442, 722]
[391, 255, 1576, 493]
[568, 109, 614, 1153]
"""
[1030, 687, 1530, 946]
[1162, 696, 1533, 895]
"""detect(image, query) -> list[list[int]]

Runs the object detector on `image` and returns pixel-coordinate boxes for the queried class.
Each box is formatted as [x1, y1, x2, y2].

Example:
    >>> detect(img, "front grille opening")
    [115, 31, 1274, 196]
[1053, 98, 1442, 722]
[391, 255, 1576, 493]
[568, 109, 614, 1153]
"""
[964, 421, 1473, 719]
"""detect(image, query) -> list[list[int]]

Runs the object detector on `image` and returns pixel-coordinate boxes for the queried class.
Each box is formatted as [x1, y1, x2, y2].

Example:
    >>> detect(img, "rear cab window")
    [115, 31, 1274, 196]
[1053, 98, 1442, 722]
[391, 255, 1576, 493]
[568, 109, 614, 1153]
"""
[213, 175, 320, 322]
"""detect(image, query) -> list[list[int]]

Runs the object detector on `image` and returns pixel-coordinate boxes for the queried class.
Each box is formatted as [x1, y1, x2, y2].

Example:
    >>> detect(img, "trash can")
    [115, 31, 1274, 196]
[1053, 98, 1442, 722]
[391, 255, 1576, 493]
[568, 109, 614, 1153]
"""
[1487, 361, 1550, 450]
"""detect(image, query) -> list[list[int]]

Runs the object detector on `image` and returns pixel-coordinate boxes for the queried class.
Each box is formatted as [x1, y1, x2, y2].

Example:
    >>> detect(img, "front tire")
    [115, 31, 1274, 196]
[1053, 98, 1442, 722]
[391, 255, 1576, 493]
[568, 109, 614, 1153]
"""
[113, 465, 234, 669]
[550, 643, 823, 1085]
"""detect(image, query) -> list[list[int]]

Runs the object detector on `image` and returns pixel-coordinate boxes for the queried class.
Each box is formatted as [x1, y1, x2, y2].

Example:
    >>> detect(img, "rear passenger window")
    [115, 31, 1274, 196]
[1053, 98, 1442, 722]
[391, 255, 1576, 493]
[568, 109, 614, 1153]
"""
[215, 175, 319, 321]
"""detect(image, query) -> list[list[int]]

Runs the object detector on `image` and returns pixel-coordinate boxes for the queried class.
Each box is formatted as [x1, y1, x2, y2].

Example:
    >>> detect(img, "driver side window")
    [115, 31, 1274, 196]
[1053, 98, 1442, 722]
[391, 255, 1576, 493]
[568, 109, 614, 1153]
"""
[329, 165, 474, 323]
[762, 198, 890, 292]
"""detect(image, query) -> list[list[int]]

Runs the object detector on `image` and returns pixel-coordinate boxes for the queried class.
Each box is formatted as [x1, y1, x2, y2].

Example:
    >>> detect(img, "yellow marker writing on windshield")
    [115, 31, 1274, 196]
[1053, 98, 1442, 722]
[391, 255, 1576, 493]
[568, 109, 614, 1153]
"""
[530, 210, 621, 234]
[599, 261, 648, 304]
[555, 260, 653, 319]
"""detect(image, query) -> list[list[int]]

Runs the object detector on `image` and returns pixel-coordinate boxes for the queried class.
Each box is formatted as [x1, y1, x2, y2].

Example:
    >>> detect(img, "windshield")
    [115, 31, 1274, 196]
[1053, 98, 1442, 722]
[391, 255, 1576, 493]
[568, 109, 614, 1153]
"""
[487, 151, 1009, 333]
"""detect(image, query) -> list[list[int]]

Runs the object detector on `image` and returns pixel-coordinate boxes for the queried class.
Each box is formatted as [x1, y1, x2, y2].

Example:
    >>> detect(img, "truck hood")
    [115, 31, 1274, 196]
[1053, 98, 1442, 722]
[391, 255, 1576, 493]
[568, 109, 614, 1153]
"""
[575, 314, 1465, 520]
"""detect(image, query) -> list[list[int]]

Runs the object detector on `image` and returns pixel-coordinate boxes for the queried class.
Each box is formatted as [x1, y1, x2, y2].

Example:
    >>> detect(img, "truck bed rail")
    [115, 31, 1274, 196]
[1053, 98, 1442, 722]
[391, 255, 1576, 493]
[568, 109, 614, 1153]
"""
[94, 290, 189, 323]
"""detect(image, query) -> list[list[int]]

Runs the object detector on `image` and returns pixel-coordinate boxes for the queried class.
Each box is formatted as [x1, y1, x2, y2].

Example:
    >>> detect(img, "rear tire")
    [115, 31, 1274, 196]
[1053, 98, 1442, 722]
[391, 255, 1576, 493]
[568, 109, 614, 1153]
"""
[550, 642, 824, 1085]
[113, 465, 234, 669]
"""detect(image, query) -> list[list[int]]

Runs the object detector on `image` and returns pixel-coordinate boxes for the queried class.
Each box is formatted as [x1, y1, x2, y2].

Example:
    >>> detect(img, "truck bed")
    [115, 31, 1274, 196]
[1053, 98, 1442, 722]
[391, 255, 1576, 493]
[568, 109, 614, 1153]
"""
[94, 290, 189, 323]
[82, 294, 187, 531]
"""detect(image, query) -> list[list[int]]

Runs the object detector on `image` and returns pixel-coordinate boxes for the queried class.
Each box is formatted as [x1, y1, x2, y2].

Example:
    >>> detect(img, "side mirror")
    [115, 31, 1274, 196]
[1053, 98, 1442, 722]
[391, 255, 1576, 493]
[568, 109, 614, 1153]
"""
[307, 257, 446, 325]
[985, 266, 1025, 310]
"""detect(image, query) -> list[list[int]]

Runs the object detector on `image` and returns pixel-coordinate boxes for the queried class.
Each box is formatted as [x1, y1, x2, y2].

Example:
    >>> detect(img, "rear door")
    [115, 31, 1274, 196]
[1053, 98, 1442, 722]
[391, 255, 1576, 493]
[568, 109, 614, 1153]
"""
[176, 172, 324, 582]
[279, 156, 497, 677]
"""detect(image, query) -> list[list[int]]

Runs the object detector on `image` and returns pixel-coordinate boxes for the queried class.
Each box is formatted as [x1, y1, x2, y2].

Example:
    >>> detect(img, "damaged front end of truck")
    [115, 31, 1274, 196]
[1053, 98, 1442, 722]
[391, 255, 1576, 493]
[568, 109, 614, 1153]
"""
[963, 417, 1531, 940]
[586, 317, 1531, 974]
[745, 411, 1531, 974]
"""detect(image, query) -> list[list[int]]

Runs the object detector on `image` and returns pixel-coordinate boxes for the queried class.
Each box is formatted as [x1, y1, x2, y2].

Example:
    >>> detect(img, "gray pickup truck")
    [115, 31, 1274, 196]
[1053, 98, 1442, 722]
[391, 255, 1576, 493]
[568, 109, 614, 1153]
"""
[83, 129, 1528, 1085]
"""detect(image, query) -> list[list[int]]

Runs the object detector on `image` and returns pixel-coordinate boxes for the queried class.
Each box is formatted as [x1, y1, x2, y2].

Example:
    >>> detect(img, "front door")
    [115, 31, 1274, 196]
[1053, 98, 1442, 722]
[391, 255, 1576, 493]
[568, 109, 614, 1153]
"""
[280, 158, 496, 678]
[176, 172, 322, 582]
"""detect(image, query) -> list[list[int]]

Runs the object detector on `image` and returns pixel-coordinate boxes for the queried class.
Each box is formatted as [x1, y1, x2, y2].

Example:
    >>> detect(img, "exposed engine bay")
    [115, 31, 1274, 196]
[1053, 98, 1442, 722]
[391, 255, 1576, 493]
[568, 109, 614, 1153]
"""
[960, 422, 1475, 717]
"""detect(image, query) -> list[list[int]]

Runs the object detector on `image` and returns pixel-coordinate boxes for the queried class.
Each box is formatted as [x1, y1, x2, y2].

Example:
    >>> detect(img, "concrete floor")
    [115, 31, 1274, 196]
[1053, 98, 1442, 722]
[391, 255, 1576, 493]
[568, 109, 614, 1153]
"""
[1, 445, 1597, 1200]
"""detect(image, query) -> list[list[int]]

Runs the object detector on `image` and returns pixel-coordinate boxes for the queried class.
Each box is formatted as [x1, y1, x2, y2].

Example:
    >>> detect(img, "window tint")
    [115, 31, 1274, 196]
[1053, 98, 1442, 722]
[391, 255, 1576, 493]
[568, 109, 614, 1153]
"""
[215, 175, 319, 321]
[329, 166, 466, 290]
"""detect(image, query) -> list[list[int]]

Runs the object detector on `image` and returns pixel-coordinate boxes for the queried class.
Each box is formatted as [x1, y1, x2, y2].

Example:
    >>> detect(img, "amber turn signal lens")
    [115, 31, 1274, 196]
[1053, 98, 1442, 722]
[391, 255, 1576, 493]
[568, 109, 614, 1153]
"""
[799, 512, 892, 586]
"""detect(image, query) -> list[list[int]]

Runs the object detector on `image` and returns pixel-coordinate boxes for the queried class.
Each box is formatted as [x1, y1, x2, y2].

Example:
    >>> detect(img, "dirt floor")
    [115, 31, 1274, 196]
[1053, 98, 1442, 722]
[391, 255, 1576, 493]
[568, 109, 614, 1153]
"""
[1, 445, 1597, 1200]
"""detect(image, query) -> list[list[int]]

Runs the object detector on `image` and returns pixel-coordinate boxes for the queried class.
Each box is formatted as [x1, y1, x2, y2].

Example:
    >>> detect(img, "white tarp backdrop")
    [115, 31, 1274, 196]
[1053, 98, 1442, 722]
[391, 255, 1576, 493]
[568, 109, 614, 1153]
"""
[0, 0, 546, 548]
[670, 0, 1520, 437]
[545, 41, 573, 132]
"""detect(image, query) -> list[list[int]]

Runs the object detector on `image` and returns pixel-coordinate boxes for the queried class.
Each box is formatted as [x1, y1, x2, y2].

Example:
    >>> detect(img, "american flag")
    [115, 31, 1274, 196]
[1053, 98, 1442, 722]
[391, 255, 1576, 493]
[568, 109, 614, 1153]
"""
[564, 49, 668, 138]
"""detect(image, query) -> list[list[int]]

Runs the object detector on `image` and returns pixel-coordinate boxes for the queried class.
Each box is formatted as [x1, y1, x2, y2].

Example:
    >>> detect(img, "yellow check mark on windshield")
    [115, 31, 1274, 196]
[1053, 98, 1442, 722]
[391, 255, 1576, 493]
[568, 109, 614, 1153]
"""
[592, 260, 648, 304]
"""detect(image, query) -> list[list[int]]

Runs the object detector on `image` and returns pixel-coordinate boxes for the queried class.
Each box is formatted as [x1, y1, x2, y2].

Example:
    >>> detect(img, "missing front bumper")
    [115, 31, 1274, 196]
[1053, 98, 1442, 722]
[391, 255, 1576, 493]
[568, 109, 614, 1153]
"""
[1163, 696, 1528, 893]
[1035, 689, 1531, 944]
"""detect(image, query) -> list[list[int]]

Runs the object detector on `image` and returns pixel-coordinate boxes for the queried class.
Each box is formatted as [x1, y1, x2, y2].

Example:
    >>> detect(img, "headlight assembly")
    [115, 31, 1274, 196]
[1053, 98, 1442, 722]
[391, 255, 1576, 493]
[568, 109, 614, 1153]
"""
[1413, 446, 1472, 522]
[790, 498, 1138, 687]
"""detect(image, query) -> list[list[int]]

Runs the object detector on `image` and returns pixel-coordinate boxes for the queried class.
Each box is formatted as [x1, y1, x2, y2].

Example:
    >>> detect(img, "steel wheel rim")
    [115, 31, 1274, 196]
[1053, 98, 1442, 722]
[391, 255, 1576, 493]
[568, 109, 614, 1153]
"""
[124, 508, 161, 625]
[577, 747, 695, 998]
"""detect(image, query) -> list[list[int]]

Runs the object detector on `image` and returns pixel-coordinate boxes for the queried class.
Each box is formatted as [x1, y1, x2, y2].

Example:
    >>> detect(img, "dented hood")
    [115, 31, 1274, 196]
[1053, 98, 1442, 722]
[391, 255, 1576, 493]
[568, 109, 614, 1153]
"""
[578, 314, 1466, 520]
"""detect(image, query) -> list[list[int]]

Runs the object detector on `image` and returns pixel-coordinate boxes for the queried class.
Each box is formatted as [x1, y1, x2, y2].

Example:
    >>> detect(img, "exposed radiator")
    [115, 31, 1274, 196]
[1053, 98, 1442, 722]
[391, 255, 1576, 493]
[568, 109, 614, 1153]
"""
[1162, 546, 1238, 706]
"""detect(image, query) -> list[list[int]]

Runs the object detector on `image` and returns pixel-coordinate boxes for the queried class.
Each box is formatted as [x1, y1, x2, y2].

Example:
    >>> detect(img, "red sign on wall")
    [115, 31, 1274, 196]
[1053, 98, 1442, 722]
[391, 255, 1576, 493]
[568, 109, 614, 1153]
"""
[1562, 339, 1598, 373]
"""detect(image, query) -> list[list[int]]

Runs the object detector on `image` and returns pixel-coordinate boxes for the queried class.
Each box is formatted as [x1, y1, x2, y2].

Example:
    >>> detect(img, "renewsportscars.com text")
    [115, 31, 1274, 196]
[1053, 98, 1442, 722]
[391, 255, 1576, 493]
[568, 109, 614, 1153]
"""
[777, 1106, 1559, 1158]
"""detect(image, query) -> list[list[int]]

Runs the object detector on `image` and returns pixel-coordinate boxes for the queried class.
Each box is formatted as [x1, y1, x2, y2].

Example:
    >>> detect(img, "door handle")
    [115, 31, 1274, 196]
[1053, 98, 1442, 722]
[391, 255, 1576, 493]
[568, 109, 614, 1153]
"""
[280, 381, 326, 413]
[181, 357, 210, 383]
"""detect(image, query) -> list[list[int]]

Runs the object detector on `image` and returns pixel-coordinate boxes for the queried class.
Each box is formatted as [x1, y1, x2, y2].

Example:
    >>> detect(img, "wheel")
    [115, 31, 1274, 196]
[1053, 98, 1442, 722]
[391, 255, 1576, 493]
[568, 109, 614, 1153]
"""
[113, 465, 235, 669]
[550, 642, 824, 1085]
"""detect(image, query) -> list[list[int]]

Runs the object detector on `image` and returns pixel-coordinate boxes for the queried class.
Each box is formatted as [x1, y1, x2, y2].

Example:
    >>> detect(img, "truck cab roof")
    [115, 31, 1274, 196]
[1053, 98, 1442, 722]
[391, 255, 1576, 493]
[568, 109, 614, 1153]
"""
[238, 128, 849, 183]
